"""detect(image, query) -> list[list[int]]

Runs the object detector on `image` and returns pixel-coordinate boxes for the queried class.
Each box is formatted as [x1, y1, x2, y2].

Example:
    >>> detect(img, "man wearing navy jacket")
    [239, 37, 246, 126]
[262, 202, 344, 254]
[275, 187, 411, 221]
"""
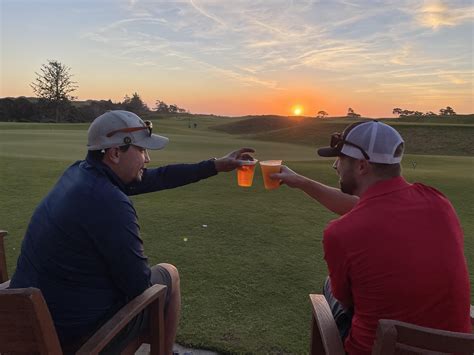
[9, 110, 254, 354]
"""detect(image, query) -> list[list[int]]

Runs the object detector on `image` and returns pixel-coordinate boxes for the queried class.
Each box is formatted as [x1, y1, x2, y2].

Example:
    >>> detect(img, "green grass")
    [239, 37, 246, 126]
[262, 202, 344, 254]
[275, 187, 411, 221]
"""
[0, 117, 473, 354]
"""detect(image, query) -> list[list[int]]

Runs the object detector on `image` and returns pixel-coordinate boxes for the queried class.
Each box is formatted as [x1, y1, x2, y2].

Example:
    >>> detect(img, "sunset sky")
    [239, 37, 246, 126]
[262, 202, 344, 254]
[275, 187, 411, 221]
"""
[1, 0, 473, 117]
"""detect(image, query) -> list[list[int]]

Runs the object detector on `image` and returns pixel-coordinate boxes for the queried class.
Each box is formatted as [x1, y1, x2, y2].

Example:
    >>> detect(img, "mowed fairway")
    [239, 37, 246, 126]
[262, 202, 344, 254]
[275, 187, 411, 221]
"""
[0, 117, 473, 354]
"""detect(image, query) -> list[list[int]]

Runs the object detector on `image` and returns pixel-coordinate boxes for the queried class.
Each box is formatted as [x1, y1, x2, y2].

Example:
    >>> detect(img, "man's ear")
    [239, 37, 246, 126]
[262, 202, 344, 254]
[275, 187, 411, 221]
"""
[358, 159, 371, 176]
[103, 147, 121, 164]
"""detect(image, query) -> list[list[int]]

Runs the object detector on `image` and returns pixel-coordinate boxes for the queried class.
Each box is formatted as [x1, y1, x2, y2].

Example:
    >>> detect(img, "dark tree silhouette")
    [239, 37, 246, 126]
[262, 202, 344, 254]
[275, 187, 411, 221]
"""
[439, 106, 456, 116]
[30, 60, 78, 122]
[155, 99, 186, 114]
[123, 92, 148, 114]
[169, 104, 178, 113]
[155, 100, 170, 113]
[347, 107, 361, 118]
[316, 110, 328, 119]
[392, 108, 403, 116]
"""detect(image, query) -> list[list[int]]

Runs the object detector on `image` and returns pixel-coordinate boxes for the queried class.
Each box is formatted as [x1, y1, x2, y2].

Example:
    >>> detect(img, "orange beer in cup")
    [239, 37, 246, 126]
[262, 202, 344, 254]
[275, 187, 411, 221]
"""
[260, 160, 282, 190]
[237, 160, 258, 187]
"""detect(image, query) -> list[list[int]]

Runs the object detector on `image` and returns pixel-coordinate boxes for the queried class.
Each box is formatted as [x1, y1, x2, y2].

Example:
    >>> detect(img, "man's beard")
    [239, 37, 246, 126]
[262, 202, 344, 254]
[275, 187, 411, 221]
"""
[340, 176, 357, 195]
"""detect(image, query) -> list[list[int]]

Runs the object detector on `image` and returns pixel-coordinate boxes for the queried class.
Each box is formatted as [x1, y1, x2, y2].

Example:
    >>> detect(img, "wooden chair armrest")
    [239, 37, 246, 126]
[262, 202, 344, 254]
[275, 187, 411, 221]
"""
[470, 305, 474, 327]
[309, 294, 345, 355]
[0, 280, 10, 290]
[0, 230, 8, 283]
[76, 284, 167, 355]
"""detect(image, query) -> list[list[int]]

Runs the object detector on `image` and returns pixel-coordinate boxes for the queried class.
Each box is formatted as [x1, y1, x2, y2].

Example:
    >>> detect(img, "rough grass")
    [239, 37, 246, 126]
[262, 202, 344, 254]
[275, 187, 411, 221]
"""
[1, 116, 473, 354]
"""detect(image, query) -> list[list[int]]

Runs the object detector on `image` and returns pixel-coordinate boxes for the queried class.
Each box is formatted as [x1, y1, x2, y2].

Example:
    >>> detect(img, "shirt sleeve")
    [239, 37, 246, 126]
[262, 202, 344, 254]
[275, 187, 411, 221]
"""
[323, 224, 353, 307]
[89, 197, 151, 299]
[125, 159, 218, 195]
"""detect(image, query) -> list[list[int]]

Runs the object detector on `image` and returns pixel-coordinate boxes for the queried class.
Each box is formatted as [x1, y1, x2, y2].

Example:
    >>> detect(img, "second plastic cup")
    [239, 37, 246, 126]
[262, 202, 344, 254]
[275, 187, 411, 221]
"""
[237, 160, 258, 187]
[260, 160, 282, 190]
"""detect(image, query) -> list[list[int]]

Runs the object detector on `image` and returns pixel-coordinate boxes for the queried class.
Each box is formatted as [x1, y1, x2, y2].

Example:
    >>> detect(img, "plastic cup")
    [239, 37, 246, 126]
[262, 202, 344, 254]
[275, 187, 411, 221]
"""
[237, 160, 258, 187]
[260, 160, 282, 190]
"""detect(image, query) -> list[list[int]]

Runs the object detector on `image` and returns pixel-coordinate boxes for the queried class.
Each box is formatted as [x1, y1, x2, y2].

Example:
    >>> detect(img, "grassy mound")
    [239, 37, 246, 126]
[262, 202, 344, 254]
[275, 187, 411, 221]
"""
[211, 115, 314, 134]
[211, 116, 474, 156]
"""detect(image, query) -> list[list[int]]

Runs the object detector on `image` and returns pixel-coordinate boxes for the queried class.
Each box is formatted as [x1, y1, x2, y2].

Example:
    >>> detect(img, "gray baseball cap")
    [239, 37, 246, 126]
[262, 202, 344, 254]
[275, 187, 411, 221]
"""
[87, 110, 169, 150]
[317, 120, 404, 164]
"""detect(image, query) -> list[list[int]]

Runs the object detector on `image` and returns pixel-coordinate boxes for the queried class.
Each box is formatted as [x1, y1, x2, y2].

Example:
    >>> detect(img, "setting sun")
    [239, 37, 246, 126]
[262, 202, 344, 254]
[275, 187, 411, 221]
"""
[292, 105, 303, 116]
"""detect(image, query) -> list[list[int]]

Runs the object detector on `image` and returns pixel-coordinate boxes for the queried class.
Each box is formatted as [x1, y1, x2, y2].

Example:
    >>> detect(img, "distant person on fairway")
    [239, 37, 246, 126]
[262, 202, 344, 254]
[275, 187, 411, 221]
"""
[9, 110, 254, 354]
[272, 120, 471, 354]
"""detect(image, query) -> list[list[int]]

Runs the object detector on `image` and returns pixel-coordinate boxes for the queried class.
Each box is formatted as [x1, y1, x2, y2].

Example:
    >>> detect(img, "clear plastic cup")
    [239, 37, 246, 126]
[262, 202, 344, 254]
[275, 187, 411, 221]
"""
[237, 160, 258, 187]
[260, 160, 282, 190]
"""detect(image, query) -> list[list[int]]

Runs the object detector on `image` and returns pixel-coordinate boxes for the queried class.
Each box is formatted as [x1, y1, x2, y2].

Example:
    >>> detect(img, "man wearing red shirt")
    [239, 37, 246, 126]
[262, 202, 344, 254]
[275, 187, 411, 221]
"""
[273, 120, 471, 354]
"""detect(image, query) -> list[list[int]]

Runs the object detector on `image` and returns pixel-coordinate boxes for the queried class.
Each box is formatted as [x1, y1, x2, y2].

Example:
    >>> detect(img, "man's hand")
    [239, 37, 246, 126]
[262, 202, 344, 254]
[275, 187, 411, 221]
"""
[270, 165, 304, 188]
[214, 147, 255, 172]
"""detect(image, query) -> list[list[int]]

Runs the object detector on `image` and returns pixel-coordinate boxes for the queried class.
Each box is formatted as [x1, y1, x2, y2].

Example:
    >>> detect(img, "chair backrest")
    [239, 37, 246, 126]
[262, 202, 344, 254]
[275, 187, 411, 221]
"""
[309, 294, 345, 355]
[372, 319, 474, 355]
[0, 230, 8, 283]
[0, 287, 63, 354]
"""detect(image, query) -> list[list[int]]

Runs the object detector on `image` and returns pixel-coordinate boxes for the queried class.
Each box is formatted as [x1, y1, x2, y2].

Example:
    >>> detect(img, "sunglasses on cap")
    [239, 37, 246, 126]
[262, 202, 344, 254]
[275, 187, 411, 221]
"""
[330, 133, 370, 160]
[106, 120, 153, 138]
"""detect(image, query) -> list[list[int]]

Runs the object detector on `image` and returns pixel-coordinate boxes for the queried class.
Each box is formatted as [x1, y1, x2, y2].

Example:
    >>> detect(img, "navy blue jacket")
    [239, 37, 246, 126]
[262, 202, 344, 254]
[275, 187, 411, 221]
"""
[9, 153, 217, 345]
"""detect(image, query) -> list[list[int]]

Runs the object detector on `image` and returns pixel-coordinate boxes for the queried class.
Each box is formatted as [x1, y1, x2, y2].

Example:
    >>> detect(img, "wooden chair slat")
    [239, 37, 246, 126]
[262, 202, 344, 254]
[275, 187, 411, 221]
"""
[372, 319, 474, 354]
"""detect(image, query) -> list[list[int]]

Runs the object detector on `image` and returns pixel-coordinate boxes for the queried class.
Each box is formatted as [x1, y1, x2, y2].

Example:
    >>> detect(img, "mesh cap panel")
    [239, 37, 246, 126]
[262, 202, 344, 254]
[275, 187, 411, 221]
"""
[341, 121, 404, 164]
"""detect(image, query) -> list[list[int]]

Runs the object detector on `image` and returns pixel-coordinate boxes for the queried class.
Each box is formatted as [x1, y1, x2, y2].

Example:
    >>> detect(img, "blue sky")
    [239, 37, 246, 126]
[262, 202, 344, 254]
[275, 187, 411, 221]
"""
[1, 0, 473, 116]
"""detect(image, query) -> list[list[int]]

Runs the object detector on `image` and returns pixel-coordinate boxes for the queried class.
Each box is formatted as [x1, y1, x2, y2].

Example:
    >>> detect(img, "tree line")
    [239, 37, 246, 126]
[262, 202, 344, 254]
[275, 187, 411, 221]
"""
[1, 59, 462, 122]
[392, 106, 456, 118]
[0, 60, 188, 122]
[315, 106, 458, 119]
[316, 107, 360, 119]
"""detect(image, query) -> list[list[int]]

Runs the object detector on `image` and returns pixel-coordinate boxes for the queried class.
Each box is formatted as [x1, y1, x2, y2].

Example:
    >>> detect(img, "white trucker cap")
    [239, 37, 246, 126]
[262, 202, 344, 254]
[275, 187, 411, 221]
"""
[317, 120, 404, 164]
[87, 110, 169, 151]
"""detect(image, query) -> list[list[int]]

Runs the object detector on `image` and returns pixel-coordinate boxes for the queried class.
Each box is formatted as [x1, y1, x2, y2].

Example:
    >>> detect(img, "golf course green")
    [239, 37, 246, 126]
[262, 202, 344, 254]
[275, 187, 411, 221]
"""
[0, 115, 472, 354]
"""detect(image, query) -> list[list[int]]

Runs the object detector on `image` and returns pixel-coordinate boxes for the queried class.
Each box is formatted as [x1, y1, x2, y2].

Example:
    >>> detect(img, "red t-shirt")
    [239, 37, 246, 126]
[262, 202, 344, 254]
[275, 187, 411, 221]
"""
[323, 176, 471, 354]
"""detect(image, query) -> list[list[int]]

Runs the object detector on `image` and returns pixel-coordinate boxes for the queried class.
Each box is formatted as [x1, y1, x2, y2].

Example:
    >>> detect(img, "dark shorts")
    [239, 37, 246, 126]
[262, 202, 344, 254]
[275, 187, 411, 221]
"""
[323, 277, 354, 341]
[99, 264, 172, 354]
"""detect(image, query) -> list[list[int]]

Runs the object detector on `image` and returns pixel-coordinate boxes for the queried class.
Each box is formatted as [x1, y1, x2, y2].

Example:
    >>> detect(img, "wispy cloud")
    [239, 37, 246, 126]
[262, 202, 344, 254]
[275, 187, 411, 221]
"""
[390, 45, 412, 65]
[79, 0, 473, 98]
[415, 0, 474, 29]
[189, 0, 227, 27]
[439, 74, 468, 85]
[245, 40, 280, 49]
[336, 0, 362, 7]
[81, 32, 110, 43]
[98, 17, 167, 33]
[251, 19, 287, 36]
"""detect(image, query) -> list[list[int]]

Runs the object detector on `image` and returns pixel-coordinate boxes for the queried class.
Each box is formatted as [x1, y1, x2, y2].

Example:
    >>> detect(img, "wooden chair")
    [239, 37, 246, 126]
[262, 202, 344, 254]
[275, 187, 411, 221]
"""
[0, 230, 8, 286]
[0, 230, 167, 354]
[309, 294, 474, 355]
[371, 319, 474, 354]
[0, 285, 166, 355]
[309, 294, 345, 355]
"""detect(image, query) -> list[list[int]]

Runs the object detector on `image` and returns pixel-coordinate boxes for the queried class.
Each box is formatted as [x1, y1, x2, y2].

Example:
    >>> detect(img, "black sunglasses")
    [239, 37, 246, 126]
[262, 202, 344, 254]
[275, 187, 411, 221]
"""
[106, 120, 153, 138]
[330, 133, 370, 160]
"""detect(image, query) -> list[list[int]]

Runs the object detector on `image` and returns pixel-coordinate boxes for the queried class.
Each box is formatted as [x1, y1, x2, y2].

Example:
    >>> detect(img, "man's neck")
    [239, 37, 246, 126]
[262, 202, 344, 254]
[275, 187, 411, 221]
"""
[354, 175, 397, 197]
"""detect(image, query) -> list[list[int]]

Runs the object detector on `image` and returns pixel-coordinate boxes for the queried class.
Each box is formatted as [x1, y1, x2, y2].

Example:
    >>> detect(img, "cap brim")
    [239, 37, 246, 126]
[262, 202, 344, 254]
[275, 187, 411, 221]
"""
[317, 146, 341, 157]
[135, 134, 169, 150]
